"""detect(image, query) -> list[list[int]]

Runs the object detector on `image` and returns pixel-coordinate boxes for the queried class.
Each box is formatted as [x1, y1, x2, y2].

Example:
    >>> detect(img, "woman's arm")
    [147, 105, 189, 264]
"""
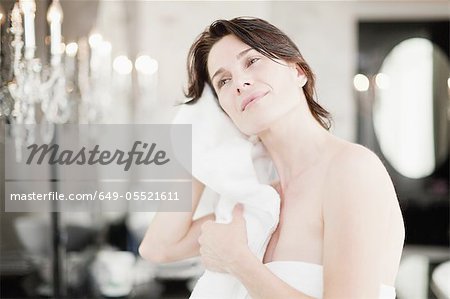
[322, 145, 397, 299]
[139, 177, 215, 263]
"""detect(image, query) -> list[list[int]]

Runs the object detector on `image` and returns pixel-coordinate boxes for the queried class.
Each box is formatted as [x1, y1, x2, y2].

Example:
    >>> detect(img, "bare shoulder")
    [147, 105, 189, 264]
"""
[325, 141, 397, 206]
[328, 142, 390, 181]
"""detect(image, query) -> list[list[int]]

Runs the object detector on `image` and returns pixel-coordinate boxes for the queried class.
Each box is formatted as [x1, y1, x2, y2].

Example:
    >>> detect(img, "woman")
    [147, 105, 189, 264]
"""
[139, 17, 405, 299]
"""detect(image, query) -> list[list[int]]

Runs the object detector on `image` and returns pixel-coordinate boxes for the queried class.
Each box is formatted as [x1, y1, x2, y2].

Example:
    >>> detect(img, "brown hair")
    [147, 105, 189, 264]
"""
[185, 17, 332, 130]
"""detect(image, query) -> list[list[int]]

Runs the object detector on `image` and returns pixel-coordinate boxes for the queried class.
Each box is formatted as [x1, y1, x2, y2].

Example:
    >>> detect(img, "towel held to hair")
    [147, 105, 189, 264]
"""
[172, 86, 280, 299]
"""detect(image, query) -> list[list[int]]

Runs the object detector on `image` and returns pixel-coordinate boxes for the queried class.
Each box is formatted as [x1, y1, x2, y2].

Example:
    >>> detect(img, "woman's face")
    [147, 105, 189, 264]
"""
[207, 34, 307, 135]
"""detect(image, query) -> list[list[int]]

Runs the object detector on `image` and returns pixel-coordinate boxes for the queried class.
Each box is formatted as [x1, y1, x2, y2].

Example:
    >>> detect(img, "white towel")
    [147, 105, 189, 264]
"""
[172, 86, 280, 299]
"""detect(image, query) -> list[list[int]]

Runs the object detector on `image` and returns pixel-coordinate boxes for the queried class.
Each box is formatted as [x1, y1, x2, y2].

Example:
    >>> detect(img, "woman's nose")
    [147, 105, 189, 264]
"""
[236, 82, 251, 94]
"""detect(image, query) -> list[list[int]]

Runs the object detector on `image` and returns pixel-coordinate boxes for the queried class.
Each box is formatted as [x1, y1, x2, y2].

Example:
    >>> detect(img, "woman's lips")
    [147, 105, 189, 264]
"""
[241, 91, 269, 111]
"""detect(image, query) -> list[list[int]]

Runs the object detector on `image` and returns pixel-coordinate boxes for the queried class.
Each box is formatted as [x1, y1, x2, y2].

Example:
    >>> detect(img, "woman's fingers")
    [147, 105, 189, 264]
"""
[197, 205, 249, 273]
[201, 219, 214, 231]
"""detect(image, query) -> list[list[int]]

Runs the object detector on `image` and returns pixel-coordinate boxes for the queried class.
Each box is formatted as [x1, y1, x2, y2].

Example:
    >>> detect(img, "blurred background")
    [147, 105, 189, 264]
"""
[0, 1, 448, 298]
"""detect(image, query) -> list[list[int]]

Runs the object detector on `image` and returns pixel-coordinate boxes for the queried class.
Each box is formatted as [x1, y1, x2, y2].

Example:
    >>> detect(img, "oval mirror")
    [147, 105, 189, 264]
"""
[373, 38, 449, 179]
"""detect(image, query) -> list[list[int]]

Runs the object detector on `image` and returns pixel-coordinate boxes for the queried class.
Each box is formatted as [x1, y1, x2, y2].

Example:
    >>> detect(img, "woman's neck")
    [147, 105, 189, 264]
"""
[258, 104, 334, 190]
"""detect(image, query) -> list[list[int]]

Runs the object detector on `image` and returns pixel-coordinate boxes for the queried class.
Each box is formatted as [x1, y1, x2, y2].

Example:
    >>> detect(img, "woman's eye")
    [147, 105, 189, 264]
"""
[218, 78, 230, 88]
[247, 57, 260, 67]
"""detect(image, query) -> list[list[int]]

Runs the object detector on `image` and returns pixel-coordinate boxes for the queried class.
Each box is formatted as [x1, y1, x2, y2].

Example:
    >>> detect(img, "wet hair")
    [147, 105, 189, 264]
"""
[185, 17, 332, 130]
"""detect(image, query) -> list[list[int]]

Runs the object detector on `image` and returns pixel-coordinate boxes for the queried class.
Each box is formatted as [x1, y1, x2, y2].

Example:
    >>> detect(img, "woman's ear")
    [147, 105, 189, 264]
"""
[299, 75, 308, 87]
[295, 65, 308, 87]
[289, 63, 307, 87]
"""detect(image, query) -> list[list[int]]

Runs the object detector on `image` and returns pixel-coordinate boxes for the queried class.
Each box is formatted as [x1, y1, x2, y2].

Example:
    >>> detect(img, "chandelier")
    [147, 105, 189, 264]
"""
[0, 0, 159, 162]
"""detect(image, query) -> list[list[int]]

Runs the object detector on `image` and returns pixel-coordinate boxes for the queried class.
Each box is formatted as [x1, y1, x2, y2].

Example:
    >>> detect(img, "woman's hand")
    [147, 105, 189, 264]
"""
[198, 203, 250, 273]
